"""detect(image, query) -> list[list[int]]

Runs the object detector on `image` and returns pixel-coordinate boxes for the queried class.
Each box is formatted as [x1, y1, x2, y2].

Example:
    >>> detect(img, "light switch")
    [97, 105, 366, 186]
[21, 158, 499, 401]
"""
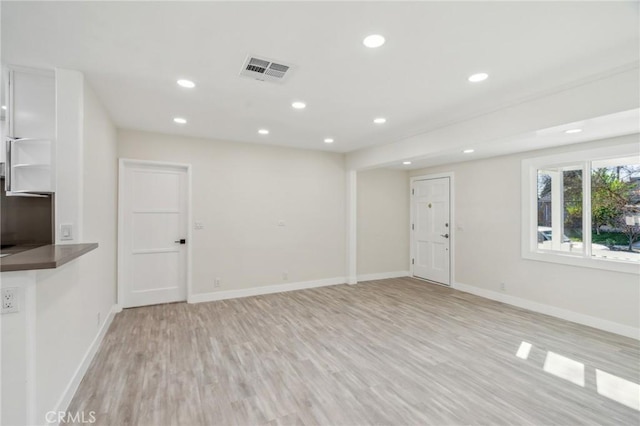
[60, 224, 73, 241]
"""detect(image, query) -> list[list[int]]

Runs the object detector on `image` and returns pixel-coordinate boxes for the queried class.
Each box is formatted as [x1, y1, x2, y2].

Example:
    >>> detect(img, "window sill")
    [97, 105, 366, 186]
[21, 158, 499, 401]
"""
[522, 250, 640, 275]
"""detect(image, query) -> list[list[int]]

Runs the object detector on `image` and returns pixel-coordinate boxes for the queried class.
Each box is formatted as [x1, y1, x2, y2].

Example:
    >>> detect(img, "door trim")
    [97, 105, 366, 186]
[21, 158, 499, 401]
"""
[410, 172, 455, 287]
[117, 158, 193, 309]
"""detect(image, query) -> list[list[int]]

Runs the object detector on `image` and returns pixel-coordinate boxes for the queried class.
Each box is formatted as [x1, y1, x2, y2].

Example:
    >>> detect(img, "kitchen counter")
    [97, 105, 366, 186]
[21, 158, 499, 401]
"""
[0, 243, 98, 272]
[0, 243, 44, 256]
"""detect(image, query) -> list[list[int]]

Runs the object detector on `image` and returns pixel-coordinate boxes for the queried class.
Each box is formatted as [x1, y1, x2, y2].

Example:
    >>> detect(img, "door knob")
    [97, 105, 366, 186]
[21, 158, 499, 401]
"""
[174, 239, 186, 244]
[440, 234, 449, 239]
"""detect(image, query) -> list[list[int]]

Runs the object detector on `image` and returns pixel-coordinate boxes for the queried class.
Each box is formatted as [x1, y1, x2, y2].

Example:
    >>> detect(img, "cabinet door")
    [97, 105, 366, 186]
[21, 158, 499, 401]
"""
[0, 68, 8, 164]
[5, 67, 56, 194]
[9, 69, 55, 139]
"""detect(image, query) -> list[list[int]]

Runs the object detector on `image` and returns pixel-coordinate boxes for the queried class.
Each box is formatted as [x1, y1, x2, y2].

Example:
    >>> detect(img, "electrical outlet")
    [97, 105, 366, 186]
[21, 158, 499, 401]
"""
[194, 222, 204, 230]
[283, 271, 289, 281]
[500, 282, 506, 292]
[214, 278, 221, 288]
[2, 287, 19, 314]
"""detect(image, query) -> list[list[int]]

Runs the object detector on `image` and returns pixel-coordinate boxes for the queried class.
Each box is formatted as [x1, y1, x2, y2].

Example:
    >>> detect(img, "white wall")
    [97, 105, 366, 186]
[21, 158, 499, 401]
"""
[356, 168, 409, 278]
[1, 73, 118, 425]
[410, 135, 640, 334]
[81, 78, 118, 315]
[0, 271, 36, 426]
[118, 129, 346, 296]
[34, 80, 118, 422]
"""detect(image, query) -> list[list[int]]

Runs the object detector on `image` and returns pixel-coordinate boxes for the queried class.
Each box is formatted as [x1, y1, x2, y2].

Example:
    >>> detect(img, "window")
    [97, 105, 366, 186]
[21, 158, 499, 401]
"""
[536, 166, 583, 254]
[522, 142, 640, 274]
[591, 158, 640, 262]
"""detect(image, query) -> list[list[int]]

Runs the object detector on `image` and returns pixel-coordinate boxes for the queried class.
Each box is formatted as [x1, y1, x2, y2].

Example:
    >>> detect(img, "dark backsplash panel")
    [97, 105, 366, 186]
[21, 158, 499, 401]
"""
[0, 178, 54, 247]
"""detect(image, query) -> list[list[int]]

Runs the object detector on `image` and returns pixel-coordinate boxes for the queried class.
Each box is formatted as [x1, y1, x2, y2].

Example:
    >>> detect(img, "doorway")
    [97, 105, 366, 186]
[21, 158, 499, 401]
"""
[118, 159, 191, 308]
[411, 175, 452, 286]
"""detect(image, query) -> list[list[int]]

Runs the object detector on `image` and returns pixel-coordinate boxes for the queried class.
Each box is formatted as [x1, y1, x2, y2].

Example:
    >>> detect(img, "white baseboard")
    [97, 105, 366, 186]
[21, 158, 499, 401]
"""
[50, 304, 119, 421]
[189, 276, 347, 304]
[357, 270, 410, 282]
[454, 282, 639, 340]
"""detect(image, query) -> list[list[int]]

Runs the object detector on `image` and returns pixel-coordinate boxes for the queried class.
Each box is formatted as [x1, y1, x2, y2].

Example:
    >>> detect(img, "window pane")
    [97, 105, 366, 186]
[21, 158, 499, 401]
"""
[591, 159, 640, 262]
[537, 171, 552, 250]
[537, 167, 583, 254]
[563, 169, 583, 254]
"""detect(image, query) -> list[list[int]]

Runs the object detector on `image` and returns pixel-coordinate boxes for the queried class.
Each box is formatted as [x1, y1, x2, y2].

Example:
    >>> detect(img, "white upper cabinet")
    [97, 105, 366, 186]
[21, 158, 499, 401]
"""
[9, 68, 55, 139]
[0, 68, 8, 164]
[3, 66, 56, 194]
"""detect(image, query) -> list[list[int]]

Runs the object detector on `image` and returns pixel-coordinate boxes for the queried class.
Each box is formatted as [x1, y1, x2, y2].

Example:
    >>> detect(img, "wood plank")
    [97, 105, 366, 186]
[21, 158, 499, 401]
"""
[67, 278, 640, 425]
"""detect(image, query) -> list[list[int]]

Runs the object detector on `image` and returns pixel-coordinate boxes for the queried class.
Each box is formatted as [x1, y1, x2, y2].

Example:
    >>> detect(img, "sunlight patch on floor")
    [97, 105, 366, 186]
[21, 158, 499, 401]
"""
[596, 369, 640, 411]
[544, 351, 585, 387]
[516, 341, 532, 360]
[516, 341, 640, 411]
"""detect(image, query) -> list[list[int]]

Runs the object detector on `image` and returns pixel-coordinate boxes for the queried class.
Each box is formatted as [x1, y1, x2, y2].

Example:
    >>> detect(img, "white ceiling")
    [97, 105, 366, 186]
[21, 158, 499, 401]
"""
[387, 109, 640, 170]
[2, 1, 639, 153]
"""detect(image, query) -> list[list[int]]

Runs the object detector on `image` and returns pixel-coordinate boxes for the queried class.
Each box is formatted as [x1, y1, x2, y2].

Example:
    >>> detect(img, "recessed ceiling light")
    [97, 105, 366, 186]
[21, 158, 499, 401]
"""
[363, 34, 386, 48]
[324, 138, 334, 144]
[1, 105, 6, 110]
[173, 117, 187, 124]
[468, 73, 489, 83]
[403, 161, 412, 165]
[565, 128, 582, 134]
[463, 149, 475, 154]
[291, 101, 306, 109]
[258, 129, 269, 135]
[373, 117, 387, 124]
[177, 79, 195, 88]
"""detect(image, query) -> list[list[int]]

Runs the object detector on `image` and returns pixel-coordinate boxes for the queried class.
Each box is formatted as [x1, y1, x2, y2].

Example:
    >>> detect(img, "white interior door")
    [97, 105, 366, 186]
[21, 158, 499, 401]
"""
[120, 161, 188, 308]
[412, 177, 451, 285]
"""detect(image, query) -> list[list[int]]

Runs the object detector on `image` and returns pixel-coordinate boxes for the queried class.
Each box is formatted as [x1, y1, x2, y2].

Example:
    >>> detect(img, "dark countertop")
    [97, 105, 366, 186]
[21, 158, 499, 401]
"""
[0, 243, 44, 255]
[0, 243, 99, 272]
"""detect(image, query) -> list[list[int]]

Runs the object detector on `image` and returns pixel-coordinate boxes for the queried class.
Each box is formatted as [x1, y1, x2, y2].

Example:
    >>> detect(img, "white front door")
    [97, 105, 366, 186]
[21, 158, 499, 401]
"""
[412, 177, 451, 285]
[119, 161, 188, 308]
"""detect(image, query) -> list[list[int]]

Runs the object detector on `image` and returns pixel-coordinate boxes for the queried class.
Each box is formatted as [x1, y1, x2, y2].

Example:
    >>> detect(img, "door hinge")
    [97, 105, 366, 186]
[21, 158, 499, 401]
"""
[412, 188, 414, 195]
[412, 224, 414, 230]
[412, 258, 415, 265]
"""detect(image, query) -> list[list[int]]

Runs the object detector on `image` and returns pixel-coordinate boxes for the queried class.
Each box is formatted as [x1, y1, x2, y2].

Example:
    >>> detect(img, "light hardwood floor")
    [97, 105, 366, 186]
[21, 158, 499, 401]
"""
[68, 278, 640, 425]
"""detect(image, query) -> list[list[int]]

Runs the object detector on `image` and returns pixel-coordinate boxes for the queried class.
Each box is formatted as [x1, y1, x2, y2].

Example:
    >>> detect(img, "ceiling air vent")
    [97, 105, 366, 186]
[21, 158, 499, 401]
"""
[240, 55, 294, 83]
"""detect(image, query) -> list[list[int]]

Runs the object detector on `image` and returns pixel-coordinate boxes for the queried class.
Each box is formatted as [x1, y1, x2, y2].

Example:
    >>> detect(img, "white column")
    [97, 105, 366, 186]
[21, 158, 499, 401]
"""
[55, 69, 85, 243]
[346, 170, 357, 284]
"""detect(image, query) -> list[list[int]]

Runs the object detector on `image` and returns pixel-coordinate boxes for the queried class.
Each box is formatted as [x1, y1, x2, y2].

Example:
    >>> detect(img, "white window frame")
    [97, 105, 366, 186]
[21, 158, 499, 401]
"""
[521, 142, 640, 275]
